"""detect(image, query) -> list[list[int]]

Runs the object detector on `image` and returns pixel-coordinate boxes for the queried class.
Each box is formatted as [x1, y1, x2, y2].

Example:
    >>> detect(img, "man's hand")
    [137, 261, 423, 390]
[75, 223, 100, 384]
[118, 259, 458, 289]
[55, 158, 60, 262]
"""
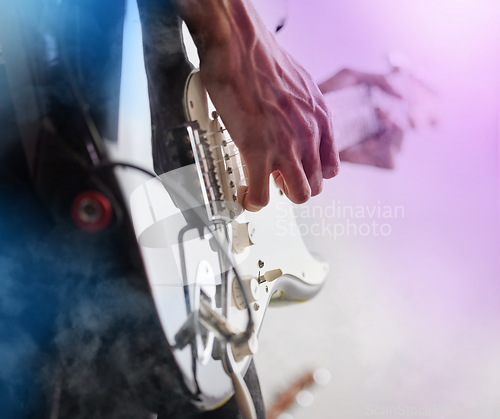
[319, 68, 405, 169]
[318, 68, 403, 99]
[339, 109, 404, 169]
[175, 0, 339, 211]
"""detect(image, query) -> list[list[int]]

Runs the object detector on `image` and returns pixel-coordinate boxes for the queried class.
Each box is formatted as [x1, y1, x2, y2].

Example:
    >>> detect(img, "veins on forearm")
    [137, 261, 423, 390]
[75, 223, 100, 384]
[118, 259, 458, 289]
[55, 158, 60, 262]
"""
[172, 0, 258, 52]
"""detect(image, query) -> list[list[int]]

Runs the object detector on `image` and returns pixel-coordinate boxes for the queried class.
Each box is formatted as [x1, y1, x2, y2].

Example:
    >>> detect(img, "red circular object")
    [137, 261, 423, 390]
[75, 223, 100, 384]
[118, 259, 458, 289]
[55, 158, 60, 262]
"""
[71, 191, 113, 232]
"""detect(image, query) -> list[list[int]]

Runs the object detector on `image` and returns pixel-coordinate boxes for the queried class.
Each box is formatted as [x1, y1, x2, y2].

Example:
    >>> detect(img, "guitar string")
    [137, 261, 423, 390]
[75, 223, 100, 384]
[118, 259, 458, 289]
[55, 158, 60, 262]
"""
[198, 130, 281, 194]
[194, 130, 252, 186]
[211, 153, 241, 165]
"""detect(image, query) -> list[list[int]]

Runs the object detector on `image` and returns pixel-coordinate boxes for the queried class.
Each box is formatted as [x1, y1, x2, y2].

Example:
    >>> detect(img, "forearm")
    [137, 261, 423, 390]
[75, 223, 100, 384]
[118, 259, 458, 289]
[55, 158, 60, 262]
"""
[172, 0, 270, 63]
[172, 0, 302, 122]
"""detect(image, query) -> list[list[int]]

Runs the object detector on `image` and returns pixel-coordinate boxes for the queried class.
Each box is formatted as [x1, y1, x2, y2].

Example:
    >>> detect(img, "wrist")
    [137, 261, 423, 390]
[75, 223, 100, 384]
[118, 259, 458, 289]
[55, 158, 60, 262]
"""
[174, 0, 272, 59]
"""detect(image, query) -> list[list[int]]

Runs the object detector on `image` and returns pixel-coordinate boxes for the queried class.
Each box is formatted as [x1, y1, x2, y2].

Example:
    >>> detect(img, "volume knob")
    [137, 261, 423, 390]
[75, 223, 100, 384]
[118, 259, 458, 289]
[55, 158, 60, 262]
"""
[232, 276, 260, 310]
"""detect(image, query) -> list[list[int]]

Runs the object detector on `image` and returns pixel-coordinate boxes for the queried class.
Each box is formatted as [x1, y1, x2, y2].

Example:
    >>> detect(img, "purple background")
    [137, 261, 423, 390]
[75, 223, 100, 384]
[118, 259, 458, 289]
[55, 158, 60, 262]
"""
[254, 1, 500, 418]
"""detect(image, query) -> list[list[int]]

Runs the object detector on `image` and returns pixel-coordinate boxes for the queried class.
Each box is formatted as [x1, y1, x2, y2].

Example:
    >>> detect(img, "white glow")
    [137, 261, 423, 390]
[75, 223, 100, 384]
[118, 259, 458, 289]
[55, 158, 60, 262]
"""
[295, 389, 314, 407]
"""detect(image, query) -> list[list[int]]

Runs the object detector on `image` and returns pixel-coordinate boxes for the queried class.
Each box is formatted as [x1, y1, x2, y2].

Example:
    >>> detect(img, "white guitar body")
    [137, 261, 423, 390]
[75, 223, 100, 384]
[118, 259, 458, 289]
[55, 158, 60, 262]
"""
[127, 71, 328, 411]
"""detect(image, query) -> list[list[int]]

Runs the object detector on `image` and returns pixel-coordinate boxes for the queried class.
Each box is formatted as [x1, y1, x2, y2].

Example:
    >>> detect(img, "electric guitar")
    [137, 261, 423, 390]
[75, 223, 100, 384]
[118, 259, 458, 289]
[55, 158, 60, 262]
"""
[0, 2, 433, 417]
[126, 69, 434, 418]
[122, 20, 435, 417]
[128, 69, 330, 417]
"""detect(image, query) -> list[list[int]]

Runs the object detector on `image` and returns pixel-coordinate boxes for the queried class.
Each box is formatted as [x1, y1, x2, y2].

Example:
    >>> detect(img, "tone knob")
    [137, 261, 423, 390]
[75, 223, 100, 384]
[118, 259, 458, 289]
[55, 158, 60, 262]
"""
[232, 275, 259, 310]
[231, 221, 257, 254]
